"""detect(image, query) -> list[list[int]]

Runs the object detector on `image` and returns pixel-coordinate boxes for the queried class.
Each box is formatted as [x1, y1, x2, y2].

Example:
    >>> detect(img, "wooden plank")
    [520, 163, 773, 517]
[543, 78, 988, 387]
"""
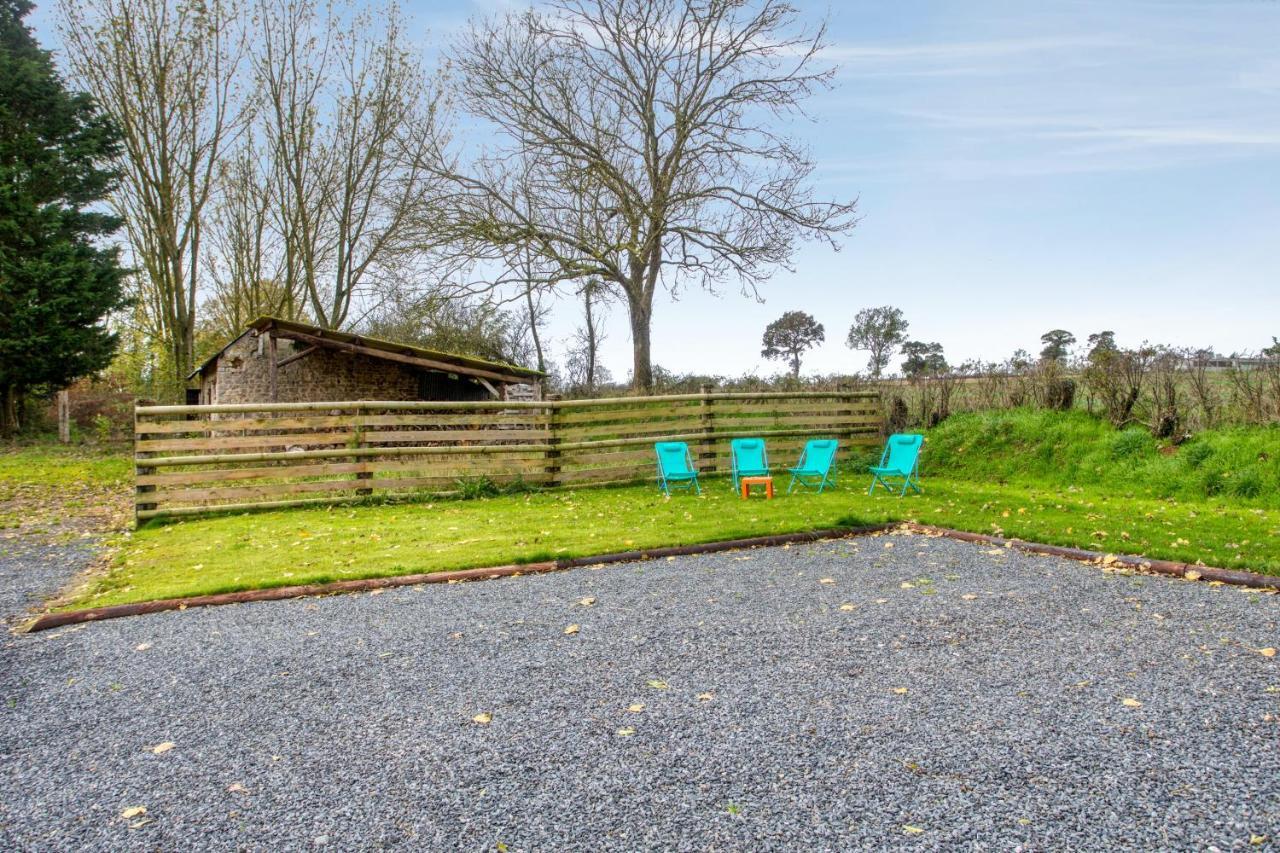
[554, 404, 701, 426]
[136, 413, 549, 434]
[557, 464, 651, 484]
[134, 390, 875, 418]
[558, 448, 655, 469]
[138, 433, 362, 452]
[556, 419, 704, 442]
[140, 453, 550, 488]
[146, 442, 558, 468]
[360, 429, 549, 445]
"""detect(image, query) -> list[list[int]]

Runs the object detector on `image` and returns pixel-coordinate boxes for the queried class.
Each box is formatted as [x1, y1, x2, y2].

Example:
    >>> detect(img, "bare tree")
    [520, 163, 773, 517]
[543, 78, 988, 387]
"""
[202, 139, 298, 339]
[255, 0, 450, 329]
[564, 279, 610, 394]
[437, 0, 857, 391]
[60, 0, 249, 384]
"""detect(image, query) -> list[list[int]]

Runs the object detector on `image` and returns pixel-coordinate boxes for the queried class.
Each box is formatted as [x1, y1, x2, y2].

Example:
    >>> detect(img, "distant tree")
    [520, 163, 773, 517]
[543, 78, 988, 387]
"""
[1086, 330, 1117, 359]
[1263, 337, 1280, 358]
[564, 280, 610, 394]
[846, 306, 908, 378]
[900, 341, 947, 378]
[762, 311, 825, 378]
[0, 0, 128, 436]
[1039, 329, 1076, 362]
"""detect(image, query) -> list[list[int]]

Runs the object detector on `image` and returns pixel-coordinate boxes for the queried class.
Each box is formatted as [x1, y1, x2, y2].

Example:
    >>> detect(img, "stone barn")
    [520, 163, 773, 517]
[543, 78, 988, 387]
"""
[190, 317, 544, 405]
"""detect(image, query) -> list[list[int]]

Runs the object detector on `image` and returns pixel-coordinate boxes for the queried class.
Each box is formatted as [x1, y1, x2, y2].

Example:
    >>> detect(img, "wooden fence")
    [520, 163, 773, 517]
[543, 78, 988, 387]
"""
[133, 388, 882, 522]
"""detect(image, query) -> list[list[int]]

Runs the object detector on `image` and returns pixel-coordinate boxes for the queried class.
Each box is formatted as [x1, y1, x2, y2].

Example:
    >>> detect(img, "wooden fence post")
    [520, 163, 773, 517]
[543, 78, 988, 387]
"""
[354, 406, 373, 496]
[57, 390, 70, 443]
[698, 384, 716, 474]
[545, 395, 562, 488]
[134, 405, 156, 525]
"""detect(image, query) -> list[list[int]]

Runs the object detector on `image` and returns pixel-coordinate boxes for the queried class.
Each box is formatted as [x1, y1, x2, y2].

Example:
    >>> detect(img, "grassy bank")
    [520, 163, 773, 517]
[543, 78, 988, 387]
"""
[925, 409, 1280, 501]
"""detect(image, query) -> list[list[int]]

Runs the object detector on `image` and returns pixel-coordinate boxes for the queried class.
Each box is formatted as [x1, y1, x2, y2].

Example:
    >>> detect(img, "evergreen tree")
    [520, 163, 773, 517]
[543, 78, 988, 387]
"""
[0, 0, 128, 435]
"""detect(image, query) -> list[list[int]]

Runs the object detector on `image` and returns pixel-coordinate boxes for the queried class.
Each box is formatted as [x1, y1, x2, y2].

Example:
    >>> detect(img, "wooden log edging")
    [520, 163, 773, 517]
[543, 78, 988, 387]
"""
[20, 522, 1279, 634]
[18, 525, 896, 633]
[902, 523, 1280, 590]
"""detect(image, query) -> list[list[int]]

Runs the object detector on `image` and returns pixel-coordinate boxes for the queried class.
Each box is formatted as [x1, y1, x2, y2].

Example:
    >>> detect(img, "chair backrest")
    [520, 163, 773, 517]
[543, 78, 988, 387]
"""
[799, 438, 838, 473]
[880, 433, 923, 473]
[730, 438, 768, 473]
[655, 441, 695, 476]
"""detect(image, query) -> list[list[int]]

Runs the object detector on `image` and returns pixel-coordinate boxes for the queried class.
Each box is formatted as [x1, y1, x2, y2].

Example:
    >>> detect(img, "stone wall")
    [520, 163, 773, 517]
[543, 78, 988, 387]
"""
[202, 332, 510, 404]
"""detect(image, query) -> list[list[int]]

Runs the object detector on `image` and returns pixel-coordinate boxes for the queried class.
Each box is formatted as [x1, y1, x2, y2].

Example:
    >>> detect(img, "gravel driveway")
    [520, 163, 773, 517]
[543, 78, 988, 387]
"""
[2, 530, 1277, 850]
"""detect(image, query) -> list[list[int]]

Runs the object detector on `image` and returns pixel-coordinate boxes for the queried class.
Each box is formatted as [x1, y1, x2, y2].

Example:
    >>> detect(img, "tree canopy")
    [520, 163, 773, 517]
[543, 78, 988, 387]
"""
[847, 306, 908, 377]
[0, 0, 128, 435]
[1039, 329, 1076, 362]
[761, 310, 825, 378]
[900, 340, 947, 378]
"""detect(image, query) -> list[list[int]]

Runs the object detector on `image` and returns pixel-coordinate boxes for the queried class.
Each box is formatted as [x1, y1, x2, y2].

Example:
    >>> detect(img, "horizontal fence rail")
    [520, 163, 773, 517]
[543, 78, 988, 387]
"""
[134, 389, 882, 521]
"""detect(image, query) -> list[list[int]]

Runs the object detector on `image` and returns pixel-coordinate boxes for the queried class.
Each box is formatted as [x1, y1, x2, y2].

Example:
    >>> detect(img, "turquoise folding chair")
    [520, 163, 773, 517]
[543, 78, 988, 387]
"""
[787, 439, 839, 494]
[730, 438, 770, 491]
[868, 433, 923, 496]
[655, 441, 701, 495]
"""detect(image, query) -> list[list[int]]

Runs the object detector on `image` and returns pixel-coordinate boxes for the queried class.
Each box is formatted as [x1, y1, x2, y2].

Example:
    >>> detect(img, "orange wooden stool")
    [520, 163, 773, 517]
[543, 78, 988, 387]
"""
[740, 476, 775, 499]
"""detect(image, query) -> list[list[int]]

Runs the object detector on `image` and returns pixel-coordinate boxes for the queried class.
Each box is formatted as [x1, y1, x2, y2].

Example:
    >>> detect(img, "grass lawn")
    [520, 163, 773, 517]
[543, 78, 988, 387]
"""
[0, 443, 132, 539]
[63, 470, 1280, 610]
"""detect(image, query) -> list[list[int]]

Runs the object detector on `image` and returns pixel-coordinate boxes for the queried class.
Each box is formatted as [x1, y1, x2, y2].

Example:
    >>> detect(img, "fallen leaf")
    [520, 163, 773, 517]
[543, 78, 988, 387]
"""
[472, 712, 492, 725]
[961, 594, 978, 601]
[892, 687, 909, 695]
[1121, 697, 1143, 708]
[121, 806, 147, 819]
[563, 624, 580, 635]
[577, 597, 596, 606]
[697, 692, 715, 701]
[984, 549, 1003, 556]
[1260, 648, 1277, 658]
[227, 782, 250, 794]
[819, 578, 835, 585]
[902, 825, 924, 835]
[129, 818, 151, 829]
[883, 542, 894, 549]
[627, 703, 644, 712]
[646, 679, 670, 690]
[1184, 570, 1203, 582]
[1251, 834, 1268, 846]
[900, 582, 915, 589]
[616, 727, 636, 736]
[839, 603, 856, 611]
[149, 742, 175, 755]
[134, 643, 152, 652]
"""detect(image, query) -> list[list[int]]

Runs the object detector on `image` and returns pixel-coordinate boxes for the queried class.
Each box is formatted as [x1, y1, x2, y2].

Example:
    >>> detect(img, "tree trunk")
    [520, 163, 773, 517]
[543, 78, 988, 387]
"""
[0, 384, 17, 439]
[627, 294, 653, 393]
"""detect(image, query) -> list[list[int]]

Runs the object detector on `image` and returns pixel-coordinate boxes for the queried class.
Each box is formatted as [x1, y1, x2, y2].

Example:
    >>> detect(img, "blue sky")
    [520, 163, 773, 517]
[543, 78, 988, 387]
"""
[29, 1, 1280, 377]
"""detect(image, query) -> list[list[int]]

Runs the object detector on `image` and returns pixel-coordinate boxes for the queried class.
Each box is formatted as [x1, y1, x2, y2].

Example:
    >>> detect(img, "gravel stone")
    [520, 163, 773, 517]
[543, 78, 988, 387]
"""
[1, 530, 1277, 850]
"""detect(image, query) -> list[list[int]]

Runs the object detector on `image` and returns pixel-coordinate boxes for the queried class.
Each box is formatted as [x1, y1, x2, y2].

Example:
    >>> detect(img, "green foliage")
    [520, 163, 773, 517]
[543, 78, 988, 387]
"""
[899, 341, 947, 378]
[924, 409, 1280, 503]
[761, 310, 825, 378]
[846, 306, 908, 378]
[1039, 329, 1076, 362]
[0, 0, 128, 431]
